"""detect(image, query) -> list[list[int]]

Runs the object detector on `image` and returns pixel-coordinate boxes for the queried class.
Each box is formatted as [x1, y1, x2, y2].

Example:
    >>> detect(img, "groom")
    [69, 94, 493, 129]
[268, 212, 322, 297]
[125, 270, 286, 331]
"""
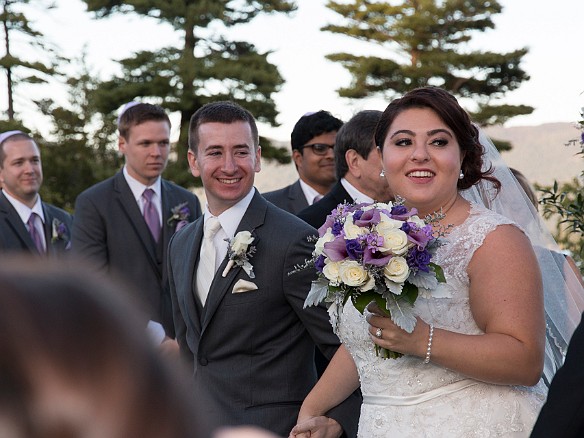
[168, 101, 360, 437]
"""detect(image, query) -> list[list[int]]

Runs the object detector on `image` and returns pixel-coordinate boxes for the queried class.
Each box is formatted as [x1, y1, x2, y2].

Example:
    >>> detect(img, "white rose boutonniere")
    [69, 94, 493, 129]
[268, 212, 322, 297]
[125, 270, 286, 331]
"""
[222, 231, 256, 278]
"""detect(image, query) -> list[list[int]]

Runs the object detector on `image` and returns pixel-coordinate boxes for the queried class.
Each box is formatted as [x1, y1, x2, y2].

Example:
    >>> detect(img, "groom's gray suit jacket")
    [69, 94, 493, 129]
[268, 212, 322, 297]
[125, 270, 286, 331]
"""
[168, 190, 360, 437]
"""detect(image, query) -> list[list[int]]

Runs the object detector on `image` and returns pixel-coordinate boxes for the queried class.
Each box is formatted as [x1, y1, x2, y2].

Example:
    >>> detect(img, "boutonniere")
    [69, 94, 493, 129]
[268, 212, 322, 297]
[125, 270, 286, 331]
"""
[222, 231, 256, 278]
[167, 202, 190, 232]
[51, 218, 69, 243]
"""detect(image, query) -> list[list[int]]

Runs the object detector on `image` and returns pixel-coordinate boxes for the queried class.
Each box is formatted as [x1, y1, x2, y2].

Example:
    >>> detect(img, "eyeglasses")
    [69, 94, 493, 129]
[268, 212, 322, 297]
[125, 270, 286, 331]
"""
[298, 143, 334, 155]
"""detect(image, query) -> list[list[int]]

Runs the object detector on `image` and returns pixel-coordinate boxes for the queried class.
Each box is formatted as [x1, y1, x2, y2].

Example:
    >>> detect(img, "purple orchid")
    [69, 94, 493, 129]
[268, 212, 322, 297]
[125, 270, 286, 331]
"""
[353, 208, 381, 227]
[406, 223, 433, 248]
[323, 237, 348, 262]
[363, 247, 392, 266]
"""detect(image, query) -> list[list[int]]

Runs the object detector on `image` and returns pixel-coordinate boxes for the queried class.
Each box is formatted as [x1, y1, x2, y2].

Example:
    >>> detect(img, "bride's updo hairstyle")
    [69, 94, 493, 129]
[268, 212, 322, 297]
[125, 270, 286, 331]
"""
[374, 86, 500, 191]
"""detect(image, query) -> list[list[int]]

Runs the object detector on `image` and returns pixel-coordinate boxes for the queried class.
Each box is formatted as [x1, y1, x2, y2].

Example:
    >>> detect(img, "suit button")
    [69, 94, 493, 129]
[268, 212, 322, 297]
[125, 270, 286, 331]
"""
[199, 357, 208, 366]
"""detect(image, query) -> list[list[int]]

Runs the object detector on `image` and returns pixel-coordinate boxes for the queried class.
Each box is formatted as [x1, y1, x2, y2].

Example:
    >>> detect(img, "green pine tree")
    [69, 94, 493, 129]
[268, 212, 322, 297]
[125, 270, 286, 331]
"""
[81, 0, 296, 188]
[323, 0, 533, 146]
[37, 53, 123, 211]
[0, 0, 64, 123]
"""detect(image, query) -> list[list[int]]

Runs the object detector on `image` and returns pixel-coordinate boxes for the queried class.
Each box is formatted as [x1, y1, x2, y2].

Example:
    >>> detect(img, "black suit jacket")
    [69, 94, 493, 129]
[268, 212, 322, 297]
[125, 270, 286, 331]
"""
[298, 181, 352, 230]
[0, 191, 73, 256]
[168, 190, 360, 437]
[531, 313, 584, 437]
[262, 179, 309, 214]
[71, 171, 201, 335]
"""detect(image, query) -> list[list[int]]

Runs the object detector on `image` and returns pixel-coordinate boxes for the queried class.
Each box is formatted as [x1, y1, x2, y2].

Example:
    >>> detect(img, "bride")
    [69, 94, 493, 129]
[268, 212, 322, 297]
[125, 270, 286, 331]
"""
[290, 87, 583, 437]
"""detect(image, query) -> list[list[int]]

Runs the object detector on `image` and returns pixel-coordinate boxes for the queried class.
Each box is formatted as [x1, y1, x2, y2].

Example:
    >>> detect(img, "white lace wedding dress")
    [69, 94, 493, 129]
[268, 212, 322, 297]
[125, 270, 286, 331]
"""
[336, 204, 547, 437]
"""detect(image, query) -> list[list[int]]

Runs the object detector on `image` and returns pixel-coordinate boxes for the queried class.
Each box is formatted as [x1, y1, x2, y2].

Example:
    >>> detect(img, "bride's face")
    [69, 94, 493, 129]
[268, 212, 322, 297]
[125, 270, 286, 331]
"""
[381, 107, 464, 216]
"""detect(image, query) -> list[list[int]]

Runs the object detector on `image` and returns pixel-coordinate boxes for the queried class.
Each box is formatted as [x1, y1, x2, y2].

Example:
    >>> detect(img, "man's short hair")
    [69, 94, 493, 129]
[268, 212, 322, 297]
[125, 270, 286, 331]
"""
[188, 101, 259, 154]
[334, 110, 382, 180]
[117, 103, 171, 139]
[0, 132, 36, 168]
[290, 111, 343, 151]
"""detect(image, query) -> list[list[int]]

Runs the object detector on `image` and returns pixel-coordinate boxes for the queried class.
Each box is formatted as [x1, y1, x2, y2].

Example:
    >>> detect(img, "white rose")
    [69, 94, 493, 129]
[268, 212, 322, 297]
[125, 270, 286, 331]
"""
[339, 260, 369, 287]
[231, 231, 253, 254]
[375, 202, 392, 211]
[322, 260, 342, 284]
[379, 228, 410, 255]
[343, 219, 367, 239]
[314, 229, 334, 256]
[409, 215, 426, 228]
[383, 256, 410, 283]
[360, 274, 376, 292]
[377, 213, 404, 233]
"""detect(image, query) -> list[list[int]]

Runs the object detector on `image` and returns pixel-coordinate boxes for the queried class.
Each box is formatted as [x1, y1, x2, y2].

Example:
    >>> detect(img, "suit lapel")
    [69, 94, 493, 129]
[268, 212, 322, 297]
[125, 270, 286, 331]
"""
[0, 192, 39, 252]
[289, 179, 309, 212]
[42, 204, 54, 256]
[160, 180, 174, 245]
[186, 218, 205, 335]
[332, 182, 352, 205]
[200, 190, 267, 334]
[113, 173, 160, 269]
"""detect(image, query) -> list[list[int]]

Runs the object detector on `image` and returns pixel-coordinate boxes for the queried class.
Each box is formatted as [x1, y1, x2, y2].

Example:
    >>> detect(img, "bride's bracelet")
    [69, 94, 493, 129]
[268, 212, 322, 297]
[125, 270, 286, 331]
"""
[424, 323, 434, 364]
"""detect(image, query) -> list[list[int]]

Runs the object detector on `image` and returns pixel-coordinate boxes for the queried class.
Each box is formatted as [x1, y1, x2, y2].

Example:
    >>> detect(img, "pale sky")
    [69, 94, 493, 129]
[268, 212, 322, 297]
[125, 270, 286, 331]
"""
[6, 0, 584, 142]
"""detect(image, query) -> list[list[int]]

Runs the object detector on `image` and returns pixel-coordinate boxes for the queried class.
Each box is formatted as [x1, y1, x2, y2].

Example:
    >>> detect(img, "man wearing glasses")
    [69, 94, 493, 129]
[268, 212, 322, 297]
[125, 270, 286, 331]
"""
[263, 111, 343, 214]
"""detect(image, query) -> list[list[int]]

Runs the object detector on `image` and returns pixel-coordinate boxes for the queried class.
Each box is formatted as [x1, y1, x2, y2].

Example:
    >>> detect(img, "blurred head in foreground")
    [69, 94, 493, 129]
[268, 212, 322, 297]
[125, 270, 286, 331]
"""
[0, 257, 206, 438]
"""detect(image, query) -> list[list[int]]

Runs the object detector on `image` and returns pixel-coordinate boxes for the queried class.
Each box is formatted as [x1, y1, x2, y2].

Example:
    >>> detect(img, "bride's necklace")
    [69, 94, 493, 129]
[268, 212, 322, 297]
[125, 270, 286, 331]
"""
[433, 196, 464, 236]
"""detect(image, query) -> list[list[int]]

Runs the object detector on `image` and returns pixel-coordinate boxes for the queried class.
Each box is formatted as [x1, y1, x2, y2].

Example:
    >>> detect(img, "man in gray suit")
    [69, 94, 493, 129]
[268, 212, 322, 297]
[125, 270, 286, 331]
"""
[263, 110, 343, 214]
[298, 110, 392, 229]
[0, 131, 72, 255]
[72, 103, 201, 338]
[168, 101, 360, 437]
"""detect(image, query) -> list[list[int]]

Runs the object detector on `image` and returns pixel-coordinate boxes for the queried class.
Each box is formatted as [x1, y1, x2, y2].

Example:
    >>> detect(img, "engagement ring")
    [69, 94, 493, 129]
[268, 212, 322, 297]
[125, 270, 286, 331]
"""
[375, 327, 383, 338]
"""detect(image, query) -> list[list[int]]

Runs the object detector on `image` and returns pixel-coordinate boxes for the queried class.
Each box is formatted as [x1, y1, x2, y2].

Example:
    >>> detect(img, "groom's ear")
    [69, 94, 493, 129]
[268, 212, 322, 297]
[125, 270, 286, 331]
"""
[187, 150, 201, 178]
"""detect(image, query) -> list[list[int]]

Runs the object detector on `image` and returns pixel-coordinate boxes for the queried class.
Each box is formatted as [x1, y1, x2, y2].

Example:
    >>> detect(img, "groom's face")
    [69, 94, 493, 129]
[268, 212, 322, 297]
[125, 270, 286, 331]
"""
[188, 121, 261, 216]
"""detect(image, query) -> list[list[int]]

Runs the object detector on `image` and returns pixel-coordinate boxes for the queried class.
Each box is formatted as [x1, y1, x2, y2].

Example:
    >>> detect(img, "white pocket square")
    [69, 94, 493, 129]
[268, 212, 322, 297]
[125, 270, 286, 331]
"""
[232, 279, 259, 294]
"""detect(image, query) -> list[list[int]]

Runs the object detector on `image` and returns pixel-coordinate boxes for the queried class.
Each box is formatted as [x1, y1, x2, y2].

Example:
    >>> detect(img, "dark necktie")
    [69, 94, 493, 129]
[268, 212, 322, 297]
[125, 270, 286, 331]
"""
[27, 213, 45, 253]
[142, 189, 161, 242]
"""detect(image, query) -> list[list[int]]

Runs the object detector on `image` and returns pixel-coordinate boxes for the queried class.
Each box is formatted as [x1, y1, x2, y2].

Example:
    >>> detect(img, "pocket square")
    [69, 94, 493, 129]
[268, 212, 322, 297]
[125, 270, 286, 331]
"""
[232, 279, 258, 294]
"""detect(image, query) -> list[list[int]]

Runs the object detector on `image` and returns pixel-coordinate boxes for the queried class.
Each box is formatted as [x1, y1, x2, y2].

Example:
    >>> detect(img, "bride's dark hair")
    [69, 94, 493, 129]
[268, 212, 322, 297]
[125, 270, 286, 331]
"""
[374, 86, 500, 191]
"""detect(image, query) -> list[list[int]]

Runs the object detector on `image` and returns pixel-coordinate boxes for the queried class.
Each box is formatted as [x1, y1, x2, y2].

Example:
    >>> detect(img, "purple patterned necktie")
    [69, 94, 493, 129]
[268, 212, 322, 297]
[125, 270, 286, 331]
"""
[142, 189, 161, 242]
[27, 213, 45, 253]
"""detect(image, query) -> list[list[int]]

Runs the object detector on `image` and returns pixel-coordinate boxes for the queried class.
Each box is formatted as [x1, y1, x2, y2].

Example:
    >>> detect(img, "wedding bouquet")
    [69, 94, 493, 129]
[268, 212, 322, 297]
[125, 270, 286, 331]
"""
[302, 199, 445, 358]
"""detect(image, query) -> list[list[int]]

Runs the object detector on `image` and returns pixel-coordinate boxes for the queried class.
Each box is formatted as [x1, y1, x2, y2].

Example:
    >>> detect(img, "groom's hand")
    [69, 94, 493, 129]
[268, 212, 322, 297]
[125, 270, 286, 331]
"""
[290, 416, 342, 438]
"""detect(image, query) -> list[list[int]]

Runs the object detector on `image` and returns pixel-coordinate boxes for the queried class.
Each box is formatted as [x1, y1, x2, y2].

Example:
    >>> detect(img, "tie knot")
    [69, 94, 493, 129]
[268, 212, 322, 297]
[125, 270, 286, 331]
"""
[204, 216, 222, 237]
[143, 188, 155, 201]
[28, 212, 38, 227]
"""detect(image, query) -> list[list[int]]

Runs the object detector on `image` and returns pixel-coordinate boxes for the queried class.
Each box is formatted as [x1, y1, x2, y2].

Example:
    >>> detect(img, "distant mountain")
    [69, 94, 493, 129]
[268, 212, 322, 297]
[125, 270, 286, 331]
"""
[487, 123, 582, 186]
[254, 123, 582, 194]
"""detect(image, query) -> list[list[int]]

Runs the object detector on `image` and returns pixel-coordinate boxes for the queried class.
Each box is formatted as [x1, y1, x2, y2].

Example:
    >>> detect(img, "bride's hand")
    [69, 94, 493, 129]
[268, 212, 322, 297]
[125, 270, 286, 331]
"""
[366, 302, 430, 359]
[289, 416, 342, 438]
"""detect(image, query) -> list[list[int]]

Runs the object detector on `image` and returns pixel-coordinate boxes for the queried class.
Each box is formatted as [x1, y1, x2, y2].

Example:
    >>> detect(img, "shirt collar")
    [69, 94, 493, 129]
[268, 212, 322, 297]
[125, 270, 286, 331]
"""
[340, 178, 374, 204]
[298, 178, 323, 205]
[205, 187, 256, 239]
[123, 166, 162, 202]
[1, 189, 45, 224]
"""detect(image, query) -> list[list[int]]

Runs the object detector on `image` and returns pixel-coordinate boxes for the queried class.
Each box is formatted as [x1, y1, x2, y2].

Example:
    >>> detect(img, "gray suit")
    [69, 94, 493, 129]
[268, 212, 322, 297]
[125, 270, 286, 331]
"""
[0, 191, 73, 256]
[168, 190, 360, 437]
[72, 171, 201, 335]
[262, 179, 309, 214]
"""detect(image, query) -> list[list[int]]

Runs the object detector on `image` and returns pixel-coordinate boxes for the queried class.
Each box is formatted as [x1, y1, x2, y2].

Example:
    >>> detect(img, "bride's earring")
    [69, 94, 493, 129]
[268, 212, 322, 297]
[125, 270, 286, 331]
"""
[380, 169, 386, 178]
[459, 170, 464, 180]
